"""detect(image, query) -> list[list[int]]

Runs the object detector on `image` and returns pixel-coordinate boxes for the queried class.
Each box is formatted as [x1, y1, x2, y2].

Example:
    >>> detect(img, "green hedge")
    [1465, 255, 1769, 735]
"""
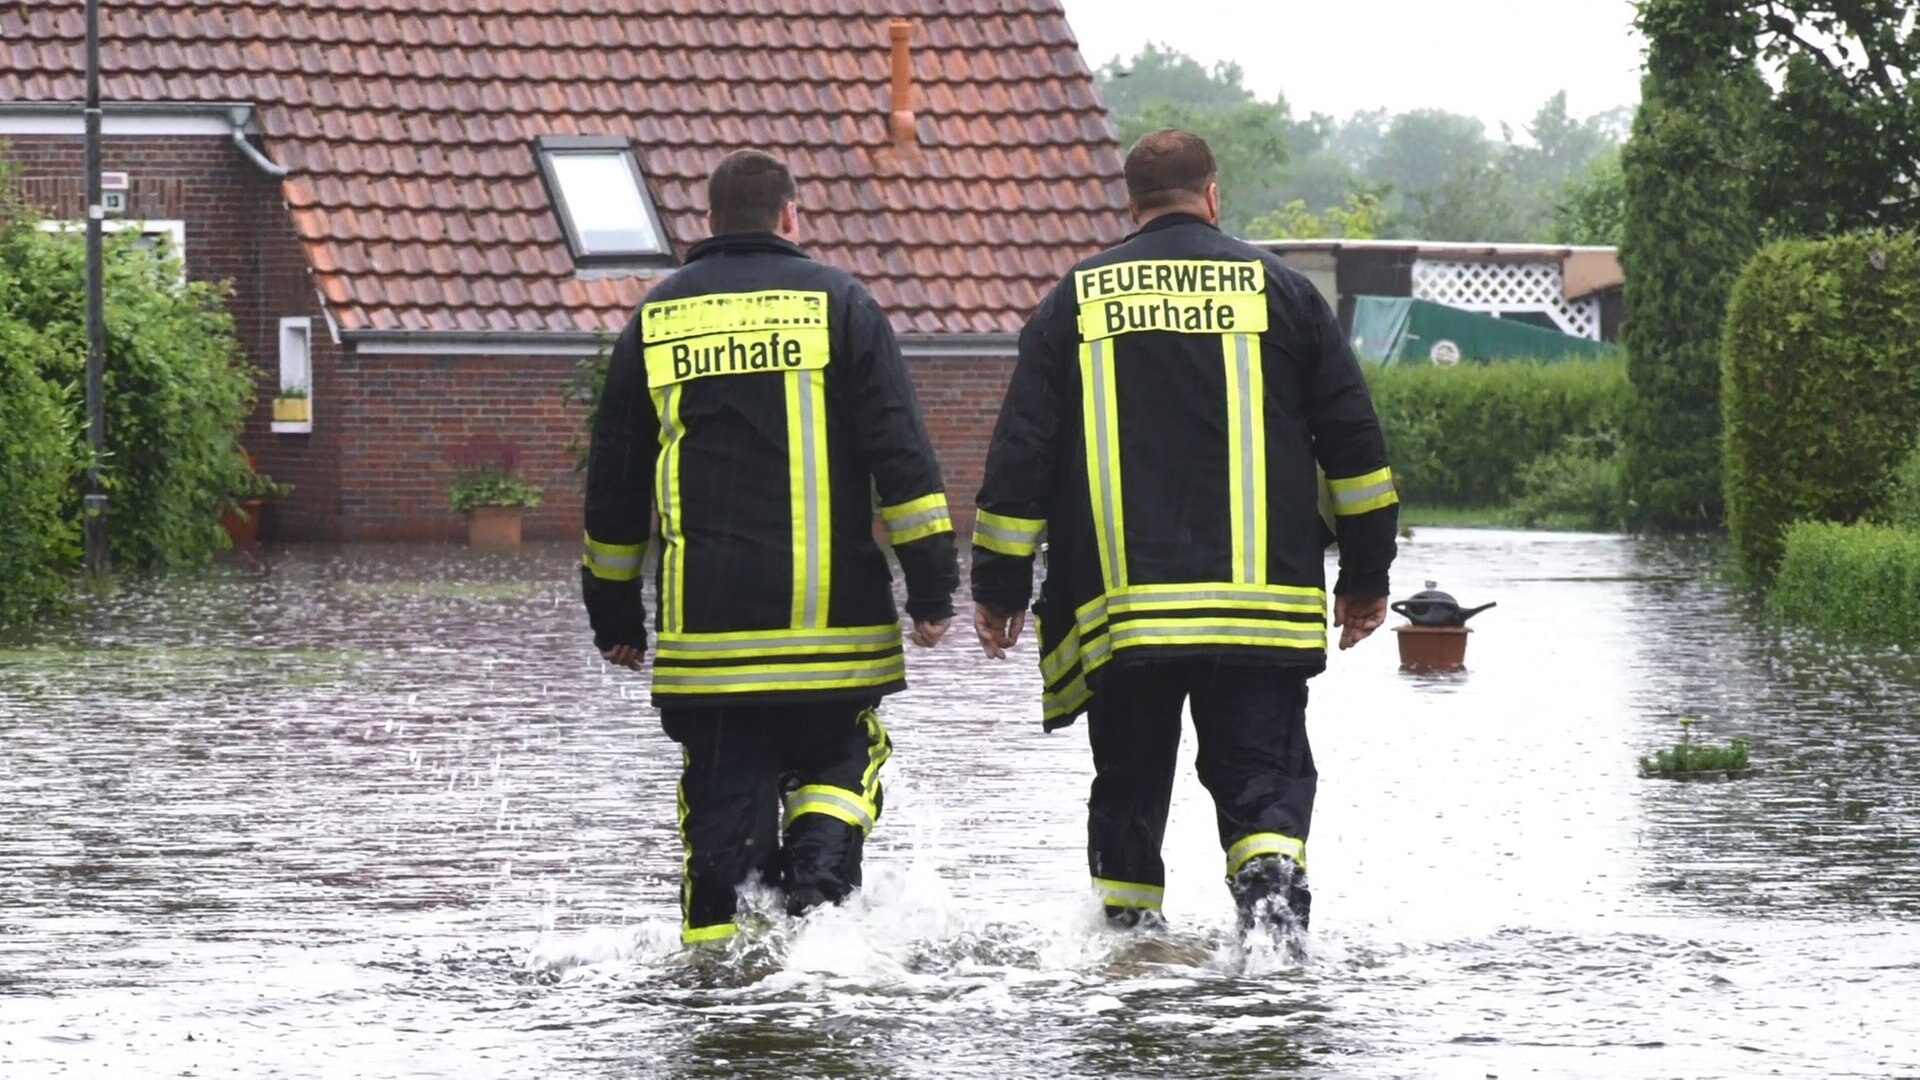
[1774, 522, 1920, 642]
[0, 320, 83, 624]
[1366, 359, 1628, 508]
[1723, 233, 1920, 582]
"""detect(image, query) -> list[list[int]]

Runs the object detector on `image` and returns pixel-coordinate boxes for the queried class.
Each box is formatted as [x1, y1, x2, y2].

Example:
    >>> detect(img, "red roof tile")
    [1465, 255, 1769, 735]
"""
[0, 1, 1129, 337]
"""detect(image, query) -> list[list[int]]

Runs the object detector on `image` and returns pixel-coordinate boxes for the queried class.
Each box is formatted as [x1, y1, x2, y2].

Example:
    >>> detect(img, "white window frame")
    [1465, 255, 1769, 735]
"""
[532, 136, 673, 269]
[38, 219, 188, 282]
[272, 317, 314, 435]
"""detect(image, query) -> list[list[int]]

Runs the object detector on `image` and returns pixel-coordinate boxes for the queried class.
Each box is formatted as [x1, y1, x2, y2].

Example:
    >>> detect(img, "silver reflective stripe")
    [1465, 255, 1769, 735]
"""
[1227, 832, 1306, 874]
[1334, 479, 1396, 508]
[1093, 880, 1164, 908]
[798, 371, 824, 628]
[786, 790, 876, 832]
[587, 549, 644, 572]
[1106, 622, 1325, 647]
[1076, 588, 1326, 638]
[1089, 338, 1123, 589]
[1231, 333, 1259, 583]
[653, 659, 906, 689]
[886, 506, 950, 536]
[974, 519, 1042, 547]
[658, 628, 900, 653]
[657, 384, 682, 632]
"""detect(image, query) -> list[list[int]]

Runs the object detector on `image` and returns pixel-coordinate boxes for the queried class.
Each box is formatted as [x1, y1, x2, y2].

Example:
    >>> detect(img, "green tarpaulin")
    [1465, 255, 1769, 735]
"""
[1350, 295, 1618, 366]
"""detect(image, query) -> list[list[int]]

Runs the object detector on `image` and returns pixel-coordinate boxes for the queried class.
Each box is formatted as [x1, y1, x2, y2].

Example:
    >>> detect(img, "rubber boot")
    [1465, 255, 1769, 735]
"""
[1230, 855, 1311, 936]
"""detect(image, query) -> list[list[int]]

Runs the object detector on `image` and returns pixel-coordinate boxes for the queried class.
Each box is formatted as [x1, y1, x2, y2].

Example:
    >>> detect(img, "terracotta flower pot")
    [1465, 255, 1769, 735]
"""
[1394, 624, 1471, 672]
[468, 505, 524, 549]
[221, 498, 265, 548]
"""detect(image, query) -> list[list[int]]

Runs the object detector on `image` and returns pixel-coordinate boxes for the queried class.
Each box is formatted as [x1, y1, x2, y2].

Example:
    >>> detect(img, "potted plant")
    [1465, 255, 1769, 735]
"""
[272, 384, 311, 424]
[220, 455, 292, 549]
[447, 435, 544, 549]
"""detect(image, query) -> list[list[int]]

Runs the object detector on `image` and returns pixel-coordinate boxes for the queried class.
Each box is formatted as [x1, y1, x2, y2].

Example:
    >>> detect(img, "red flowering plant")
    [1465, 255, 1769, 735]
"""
[446, 435, 544, 512]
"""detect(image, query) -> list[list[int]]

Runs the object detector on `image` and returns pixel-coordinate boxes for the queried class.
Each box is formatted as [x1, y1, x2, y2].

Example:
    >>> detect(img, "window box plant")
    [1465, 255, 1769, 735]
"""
[272, 384, 311, 425]
[447, 436, 544, 549]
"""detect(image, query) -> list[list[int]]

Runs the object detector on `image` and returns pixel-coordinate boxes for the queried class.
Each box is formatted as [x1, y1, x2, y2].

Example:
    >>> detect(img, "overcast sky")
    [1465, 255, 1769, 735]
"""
[1062, 0, 1646, 133]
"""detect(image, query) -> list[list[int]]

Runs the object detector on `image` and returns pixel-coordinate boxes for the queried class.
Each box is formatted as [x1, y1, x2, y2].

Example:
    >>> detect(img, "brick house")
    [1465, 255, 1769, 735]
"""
[0, 1, 1129, 540]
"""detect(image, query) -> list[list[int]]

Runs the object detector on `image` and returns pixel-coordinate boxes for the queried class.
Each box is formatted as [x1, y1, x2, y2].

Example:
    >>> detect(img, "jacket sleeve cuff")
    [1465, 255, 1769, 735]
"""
[1333, 569, 1390, 600]
[581, 567, 648, 652]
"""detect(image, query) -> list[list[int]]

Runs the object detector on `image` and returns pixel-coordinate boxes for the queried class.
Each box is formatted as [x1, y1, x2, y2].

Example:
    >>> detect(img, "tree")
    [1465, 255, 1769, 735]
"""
[1096, 45, 1297, 236]
[1744, 1, 1920, 235]
[1246, 194, 1383, 240]
[1551, 151, 1627, 246]
[1619, 0, 1767, 529]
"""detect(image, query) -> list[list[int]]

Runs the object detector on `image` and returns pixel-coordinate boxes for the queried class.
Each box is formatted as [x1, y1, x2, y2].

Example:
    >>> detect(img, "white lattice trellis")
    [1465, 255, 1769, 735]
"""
[1411, 260, 1602, 340]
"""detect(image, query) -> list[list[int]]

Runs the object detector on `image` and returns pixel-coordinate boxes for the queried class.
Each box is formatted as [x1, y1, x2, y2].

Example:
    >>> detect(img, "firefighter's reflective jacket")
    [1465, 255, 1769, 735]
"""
[583, 232, 958, 707]
[971, 213, 1398, 729]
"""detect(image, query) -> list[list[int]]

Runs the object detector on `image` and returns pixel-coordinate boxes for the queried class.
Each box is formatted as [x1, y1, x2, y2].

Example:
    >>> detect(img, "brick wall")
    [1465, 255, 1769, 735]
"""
[909, 355, 1015, 531]
[3, 134, 344, 538]
[332, 352, 589, 541]
[4, 134, 1016, 543]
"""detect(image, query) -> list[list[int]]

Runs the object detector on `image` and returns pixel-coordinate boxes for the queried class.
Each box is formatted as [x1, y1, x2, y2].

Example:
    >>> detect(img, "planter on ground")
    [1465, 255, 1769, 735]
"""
[1394, 625, 1471, 672]
[221, 498, 266, 548]
[467, 505, 525, 550]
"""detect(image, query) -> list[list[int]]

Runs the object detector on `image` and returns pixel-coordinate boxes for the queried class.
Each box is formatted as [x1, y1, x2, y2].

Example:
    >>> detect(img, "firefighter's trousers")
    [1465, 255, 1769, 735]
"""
[660, 699, 891, 946]
[1085, 659, 1316, 918]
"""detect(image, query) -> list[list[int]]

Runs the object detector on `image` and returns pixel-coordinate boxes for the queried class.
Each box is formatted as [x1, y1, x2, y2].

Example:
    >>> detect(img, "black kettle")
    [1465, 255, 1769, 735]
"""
[1391, 581, 1496, 628]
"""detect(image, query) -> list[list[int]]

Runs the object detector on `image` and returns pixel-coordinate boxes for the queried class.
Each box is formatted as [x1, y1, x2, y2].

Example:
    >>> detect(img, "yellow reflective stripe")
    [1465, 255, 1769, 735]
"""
[654, 625, 900, 661]
[652, 384, 687, 632]
[582, 533, 647, 581]
[642, 289, 828, 343]
[1043, 675, 1093, 722]
[858, 707, 891, 804]
[1081, 338, 1127, 590]
[880, 492, 953, 545]
[682, 922, 737, 945]
[784, 784, 878, 834]
[1093, 877, 1165, 910]
[1074, 584, 1329, 637]
[1227, 832, 1306, 875]
[880, 492, 946, 522]
[973, 509, 1046, 557]
[786, 369, 831, 628]
[1224, 333, 1267, 584]
[651, 654, 907, 695]
[1328, 467, 1398, 516]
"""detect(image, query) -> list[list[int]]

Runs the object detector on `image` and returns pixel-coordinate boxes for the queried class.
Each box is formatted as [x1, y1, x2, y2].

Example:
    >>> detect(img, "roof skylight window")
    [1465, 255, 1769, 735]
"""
[534, 136, 670, 267]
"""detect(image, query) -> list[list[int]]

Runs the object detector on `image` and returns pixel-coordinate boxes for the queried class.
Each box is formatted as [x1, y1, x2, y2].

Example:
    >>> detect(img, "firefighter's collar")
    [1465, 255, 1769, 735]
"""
[685, 232, 812, 263]
[1126, 212, 1220, 241]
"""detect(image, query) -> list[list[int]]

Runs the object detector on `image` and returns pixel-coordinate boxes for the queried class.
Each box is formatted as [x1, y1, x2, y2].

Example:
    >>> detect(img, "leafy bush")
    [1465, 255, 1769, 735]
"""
[1773, 521, 1920, 642]
[1365, 358, 1628, 508]
[1511, 432, 1627, 531]
[446, 435, 544, 512]
[1881, 447, 1920, 531]
[0, 164, 254, 571]
[1639, 718, 1750, 777]
[0, 320, 84, 626]
[1722, 233, 1920, 582]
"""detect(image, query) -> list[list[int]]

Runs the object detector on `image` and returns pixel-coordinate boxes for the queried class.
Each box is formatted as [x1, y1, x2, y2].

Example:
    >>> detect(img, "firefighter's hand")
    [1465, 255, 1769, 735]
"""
[974, 603, 1026, 659]
[1334, 595, 1388, 651]
[909, 619, 950, 648]
[601, 644, 645, 670]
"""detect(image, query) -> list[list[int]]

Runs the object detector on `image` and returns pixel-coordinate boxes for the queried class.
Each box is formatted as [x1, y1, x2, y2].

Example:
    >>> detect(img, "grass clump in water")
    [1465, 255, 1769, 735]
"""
[1639, 718, 1751, 778]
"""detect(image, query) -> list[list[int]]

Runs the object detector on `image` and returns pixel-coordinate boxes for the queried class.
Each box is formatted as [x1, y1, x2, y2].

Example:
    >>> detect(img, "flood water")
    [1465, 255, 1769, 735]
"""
[3, 529, 1918, 1079]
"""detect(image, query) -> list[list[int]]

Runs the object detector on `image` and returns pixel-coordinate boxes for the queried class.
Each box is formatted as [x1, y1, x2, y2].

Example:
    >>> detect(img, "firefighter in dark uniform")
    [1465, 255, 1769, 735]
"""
[970, 130, 1397, 935]
[583, 150, 957, 947]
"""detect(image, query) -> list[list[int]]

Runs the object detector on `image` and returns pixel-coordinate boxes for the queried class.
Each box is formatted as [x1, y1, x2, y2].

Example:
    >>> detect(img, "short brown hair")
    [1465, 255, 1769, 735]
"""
[707, 150, 797, 234]
[1123, 130, 1217, 212]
